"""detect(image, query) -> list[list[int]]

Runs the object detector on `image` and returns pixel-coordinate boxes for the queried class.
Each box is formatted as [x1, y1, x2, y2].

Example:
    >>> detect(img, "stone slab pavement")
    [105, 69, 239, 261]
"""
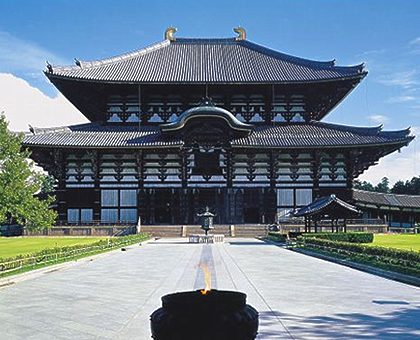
[0, 238, 419, 339]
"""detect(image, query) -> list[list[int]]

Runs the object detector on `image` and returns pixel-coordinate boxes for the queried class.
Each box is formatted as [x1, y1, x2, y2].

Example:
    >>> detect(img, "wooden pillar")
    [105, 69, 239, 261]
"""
[150, 189, 156, 224]
[226, 149, 233, 189]
[345, 152, 356, 201]
[52, 149, 66, 224]
[90, 150, 101, 223]
[400, 208, 403, 228]
[259, 188, 265, 223]
[311, 151, 321, 199]
[193, 189, 200, 224]
[179, 148, 189, 224]
[216, 188, 221, 224]
[344, 218, 347, 233]
[136, 150, 145, 224]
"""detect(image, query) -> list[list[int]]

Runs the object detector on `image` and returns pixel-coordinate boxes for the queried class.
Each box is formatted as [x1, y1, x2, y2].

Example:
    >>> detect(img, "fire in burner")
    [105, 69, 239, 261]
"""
[150, 290, 259, 340]
[200, 263, 211, 295]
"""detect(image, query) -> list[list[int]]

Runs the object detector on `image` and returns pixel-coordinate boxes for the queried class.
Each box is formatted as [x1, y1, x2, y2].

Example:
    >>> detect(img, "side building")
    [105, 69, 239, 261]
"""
[353, 189, 420, 229]
[22, 28, 414, 225]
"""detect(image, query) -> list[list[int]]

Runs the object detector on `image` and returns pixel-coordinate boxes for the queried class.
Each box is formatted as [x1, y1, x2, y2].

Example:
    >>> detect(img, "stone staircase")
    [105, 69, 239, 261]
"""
[140, 225, 268, 238]
[234, 225, 269, 237]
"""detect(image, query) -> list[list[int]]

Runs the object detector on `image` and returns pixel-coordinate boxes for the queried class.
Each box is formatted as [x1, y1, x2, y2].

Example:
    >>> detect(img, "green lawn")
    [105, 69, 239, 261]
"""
[0, 237, 105, 259]
[372, 234, 420, 252]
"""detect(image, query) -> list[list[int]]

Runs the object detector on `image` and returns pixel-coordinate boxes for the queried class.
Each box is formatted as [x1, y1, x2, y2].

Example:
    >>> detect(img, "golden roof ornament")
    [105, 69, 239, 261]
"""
[165, 27, 177, 41]
[233, 27, 246, 41]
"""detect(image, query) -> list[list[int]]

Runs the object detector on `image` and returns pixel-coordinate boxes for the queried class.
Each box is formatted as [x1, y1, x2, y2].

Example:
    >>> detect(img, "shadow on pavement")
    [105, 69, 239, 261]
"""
[228, 241, 271, 246]
[258, 306, 420, 339]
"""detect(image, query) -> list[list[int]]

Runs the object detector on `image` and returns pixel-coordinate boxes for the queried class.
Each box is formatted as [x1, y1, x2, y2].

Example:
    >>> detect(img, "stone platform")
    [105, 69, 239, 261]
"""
[0, 238, 419, 339]
[188, 234, 224, 243]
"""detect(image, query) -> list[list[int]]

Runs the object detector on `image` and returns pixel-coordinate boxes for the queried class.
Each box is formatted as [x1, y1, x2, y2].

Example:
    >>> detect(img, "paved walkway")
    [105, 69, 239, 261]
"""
[1, 238, 420, 339]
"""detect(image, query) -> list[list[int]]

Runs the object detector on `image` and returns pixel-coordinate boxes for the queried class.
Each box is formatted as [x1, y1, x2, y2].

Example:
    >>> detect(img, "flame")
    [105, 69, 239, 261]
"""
[200, 263, 211, 295]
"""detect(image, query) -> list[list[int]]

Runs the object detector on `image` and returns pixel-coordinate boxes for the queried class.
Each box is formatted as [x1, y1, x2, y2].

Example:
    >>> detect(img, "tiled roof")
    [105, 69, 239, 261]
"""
[234, 122, 413, 148]
[22, 121, 413, 149]
[24, 124, 183, 148]
[46, 38, 366, 84]
[293, 194, 360, 217]
[353, 189, 420, 209]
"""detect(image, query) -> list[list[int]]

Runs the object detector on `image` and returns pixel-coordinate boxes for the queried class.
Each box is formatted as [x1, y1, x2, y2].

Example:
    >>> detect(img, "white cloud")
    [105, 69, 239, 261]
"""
[410, 126, 420, 135]
[0, 31, 68, 78]
[378, 70, 418, 88]
[386, 95, 417, 103]
[408, 38, 420, 55]
[409, 37, 420, 45]
[367, 115, 389, 123]
[0, 73, 88, 132]
[359, 129, 419, 185]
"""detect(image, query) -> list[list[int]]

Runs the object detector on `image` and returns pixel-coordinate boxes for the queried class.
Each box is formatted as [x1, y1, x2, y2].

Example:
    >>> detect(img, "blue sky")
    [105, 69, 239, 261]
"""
[0, 0, 419, 184]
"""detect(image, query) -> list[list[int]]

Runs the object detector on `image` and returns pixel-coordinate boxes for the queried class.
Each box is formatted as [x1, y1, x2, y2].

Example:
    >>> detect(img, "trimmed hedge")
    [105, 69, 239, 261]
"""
[300, 232, 374, 243]
[300, 237, 420, 277]
[0, 233, 149, 275]
[267, 232, 287, 243]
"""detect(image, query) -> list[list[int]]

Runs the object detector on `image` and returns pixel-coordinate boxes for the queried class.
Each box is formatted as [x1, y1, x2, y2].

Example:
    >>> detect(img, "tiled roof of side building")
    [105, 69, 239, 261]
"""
[22, 121, 413, 149]
[45, 37, 366, 84]
[294, 194, 360, 217]
[353, 189, 420, 209]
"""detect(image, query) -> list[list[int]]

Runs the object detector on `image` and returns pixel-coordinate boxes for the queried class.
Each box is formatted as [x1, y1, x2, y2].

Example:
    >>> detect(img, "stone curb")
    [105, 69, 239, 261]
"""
[0, 239, 151, 288]
[289, 246, 420, 288]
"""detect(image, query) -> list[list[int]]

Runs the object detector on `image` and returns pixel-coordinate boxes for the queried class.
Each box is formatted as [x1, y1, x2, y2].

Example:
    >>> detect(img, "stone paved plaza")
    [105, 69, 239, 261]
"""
[1, 238, 420, 339]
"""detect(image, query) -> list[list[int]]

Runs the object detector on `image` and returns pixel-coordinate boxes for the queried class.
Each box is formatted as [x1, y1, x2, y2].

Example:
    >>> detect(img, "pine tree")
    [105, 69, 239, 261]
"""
[375, 177, 391, 194]
[0, 113, 56, 230]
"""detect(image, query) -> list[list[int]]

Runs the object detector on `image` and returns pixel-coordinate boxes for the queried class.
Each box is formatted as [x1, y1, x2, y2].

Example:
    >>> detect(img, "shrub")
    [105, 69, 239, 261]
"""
[300, 232, 374, 243]
[0, 233, 149, 275]
[300, 237, 420, 276]
[267, 232, 287, 242]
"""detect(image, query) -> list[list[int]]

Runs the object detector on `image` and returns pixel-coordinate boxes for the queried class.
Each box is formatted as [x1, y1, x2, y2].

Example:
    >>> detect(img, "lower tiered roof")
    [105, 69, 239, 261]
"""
[23, 121, 413, 149]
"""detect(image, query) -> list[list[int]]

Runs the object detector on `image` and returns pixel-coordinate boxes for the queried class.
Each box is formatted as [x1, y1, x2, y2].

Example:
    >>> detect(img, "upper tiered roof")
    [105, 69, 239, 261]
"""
[45, 29, 366, 84]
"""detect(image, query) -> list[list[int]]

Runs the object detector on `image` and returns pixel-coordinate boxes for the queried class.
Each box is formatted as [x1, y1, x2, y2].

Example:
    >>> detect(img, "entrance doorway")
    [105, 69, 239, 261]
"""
[154, 190, 172, 224]
[243, 188, 261, 223]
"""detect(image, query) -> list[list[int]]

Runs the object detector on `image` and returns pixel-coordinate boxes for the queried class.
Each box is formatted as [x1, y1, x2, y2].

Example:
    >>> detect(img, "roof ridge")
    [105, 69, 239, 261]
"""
[311, 121, 382, 134]
[28, 122, 98, 135]
[241, 40, 366, 73]
[241, 40, 337, 68]
[50, 40, 170, 73]
[354, 189, 420, 199]
[313, 121, 413, 137]
[174, 37, 236, 43]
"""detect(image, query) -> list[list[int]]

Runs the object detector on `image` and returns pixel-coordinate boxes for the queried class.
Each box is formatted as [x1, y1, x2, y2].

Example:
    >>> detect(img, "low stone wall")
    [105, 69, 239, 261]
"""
[20, 223, 388, 238]
[278, 224, 388, 234]
[24, 226, 138, 237]
[140, 224, 268, 238]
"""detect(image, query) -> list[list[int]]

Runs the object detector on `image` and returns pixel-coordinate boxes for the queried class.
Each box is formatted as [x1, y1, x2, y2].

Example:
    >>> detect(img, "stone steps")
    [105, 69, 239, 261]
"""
[140, 225, 268, 238]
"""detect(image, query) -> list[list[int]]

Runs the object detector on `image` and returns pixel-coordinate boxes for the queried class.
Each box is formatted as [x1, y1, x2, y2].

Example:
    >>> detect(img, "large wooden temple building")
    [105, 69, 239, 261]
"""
[23, 27, 414, 225]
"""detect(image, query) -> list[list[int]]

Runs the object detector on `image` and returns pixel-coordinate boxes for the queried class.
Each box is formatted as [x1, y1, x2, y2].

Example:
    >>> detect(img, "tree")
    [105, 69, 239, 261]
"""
[375, 177, 390, 194]
[0, 113, 56, 230]
[354, 179, 375, 192]
[406, 176, 420, 195]
[391, 180, 407, 194]
[40, 174, 56, 195]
